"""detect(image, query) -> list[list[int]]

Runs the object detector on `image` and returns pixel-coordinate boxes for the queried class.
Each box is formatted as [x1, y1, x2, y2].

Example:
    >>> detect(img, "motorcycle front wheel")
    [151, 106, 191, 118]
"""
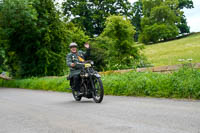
[72, 90, 82, 101]
[92, 78, 104, 103]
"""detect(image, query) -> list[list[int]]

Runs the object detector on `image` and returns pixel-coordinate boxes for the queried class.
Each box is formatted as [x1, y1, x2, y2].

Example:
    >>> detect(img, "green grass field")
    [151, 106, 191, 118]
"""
[143, 33, 200, 66]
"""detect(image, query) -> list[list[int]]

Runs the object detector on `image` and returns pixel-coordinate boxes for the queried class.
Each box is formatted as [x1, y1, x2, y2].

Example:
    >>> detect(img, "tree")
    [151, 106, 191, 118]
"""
[178, 0, 193, 9]
[65, 22, 89, 50]
[0, 42, 4, 74]
[62, 0, 131, 37]
[177, 15, 190, 34]
[0, 0, 38, 77]
[0, 0, 69, 77]
[130, 0, 193, 42]
[0, 26, 7, 73]
[177, 0, 194, 34]
[139, 0, 180, 44]
[31, 0, 70, 77]
[92, 15, 141, 70]
[130, 0, 143, 41]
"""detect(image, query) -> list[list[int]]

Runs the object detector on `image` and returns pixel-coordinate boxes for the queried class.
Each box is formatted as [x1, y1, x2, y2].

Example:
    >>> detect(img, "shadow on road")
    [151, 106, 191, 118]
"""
[56, 99, 95, 105]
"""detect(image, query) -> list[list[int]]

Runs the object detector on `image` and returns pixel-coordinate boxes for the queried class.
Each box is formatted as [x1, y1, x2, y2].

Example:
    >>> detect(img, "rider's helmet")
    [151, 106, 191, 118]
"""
[69, 42, 78, 48]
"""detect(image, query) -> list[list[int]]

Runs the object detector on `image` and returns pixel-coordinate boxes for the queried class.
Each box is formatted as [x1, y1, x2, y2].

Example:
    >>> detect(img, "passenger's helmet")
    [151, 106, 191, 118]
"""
[69, 42, 78, 48]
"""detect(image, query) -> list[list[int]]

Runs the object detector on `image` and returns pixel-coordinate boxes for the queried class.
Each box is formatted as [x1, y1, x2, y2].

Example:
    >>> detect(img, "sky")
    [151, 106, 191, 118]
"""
[183, 0, 200, 32]
[57, 0, 200, 32]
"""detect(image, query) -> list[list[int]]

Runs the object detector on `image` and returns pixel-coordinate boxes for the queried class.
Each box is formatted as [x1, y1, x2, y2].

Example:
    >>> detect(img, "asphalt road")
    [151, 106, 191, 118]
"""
[0, 88, 200, 133]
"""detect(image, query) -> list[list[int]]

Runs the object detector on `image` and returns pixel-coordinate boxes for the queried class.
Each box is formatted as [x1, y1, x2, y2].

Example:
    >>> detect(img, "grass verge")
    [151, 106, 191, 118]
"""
[0, 67, 200, 99]
[0, 77, 70, 92]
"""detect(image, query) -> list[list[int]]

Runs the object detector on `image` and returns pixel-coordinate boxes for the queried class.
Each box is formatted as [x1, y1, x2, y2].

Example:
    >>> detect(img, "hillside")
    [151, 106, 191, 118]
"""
[143, 33, 200, 66]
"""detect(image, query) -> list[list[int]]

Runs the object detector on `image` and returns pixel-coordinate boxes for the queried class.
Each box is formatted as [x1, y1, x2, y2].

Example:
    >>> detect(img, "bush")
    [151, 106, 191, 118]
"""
[102, 67, 200, 99]
[90, 15, 148, 71]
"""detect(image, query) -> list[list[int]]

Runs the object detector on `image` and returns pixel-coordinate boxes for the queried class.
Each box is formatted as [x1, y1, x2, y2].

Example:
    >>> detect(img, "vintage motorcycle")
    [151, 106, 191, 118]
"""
[68, 61, 104, 103]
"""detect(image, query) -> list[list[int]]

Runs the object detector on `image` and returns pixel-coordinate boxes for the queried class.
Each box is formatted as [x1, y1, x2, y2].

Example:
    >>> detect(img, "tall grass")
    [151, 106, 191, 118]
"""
[0, 77, 70, 92]
[1, 67, 200, 99]
[102, 67, 200, 99]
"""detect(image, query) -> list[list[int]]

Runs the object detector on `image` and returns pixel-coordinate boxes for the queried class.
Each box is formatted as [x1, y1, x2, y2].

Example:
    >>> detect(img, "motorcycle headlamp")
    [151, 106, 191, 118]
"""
[85, 63, 91, 68]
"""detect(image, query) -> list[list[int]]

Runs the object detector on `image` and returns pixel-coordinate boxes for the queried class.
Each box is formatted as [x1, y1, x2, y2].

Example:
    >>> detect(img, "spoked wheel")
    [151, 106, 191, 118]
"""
[72, 90, 82, 101]
[92, 78, 104, 103]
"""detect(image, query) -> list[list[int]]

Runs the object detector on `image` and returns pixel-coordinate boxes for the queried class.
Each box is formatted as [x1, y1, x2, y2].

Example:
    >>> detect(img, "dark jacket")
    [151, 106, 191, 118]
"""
[66, 48, 90, 78]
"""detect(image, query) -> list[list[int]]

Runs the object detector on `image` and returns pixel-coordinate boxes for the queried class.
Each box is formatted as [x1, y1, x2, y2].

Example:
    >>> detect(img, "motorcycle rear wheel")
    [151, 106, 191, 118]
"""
[72, 90, 82, 101]
[92, 78, 104, 103]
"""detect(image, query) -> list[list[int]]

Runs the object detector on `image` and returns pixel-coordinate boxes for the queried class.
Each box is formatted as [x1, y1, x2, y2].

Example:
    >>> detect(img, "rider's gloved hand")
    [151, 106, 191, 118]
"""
[71, 63, 84, 69]
[75, 63, 84, 68]
[84, 43, 90, 49]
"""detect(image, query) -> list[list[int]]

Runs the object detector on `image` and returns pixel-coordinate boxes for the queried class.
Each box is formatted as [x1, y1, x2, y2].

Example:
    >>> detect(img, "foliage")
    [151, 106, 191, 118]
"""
[1, 67, 200, 99]
[65, 22, 89, 50]
[62, 0, 193, 39]
[133, 0, 194, 44]
[130, 0, 143, 41]
[0, 27, 6, 73]
[103, 67, 200, 99]
[177, 15, 190, 34]
[102, 15, 142, 69]
[139, 23, 179, 44]
[0, 49, 5, 73]
[177, 0, 194, 34]
[0, 0, 69, 78]
[178, 0, 193, 9]
[90, 15, 145, 70]
[139, 0, 181, 44]
[62, 0, 131, 36]
[89, 38, 109, 71]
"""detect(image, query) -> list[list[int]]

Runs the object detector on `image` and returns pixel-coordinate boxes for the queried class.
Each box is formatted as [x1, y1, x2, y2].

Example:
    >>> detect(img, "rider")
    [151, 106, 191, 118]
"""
[66, 42, 90, 95]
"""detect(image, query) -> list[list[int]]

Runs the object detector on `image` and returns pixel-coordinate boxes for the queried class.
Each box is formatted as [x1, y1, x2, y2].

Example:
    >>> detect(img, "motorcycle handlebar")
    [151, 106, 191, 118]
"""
[76, 60, 94, 65]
